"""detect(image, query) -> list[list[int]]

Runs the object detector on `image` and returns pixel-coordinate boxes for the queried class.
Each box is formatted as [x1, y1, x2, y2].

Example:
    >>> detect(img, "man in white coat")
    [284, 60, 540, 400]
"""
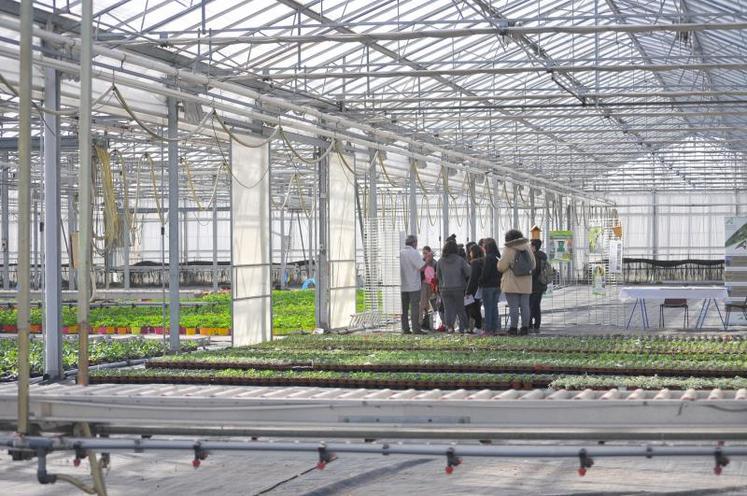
[400, 234, 425, 334]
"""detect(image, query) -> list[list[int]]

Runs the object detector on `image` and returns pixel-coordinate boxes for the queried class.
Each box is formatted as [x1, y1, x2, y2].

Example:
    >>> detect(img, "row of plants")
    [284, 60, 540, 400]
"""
[0, 289, 360, 335]
[256, 334, 747, 355]
[88, 367, 747, 391]
[145, 348, 747, 377]
[0, 337, 200, 381]
[91, 367, 552, 389]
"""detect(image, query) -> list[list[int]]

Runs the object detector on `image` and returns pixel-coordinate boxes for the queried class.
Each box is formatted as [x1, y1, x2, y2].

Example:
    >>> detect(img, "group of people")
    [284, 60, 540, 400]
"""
[399, 230, 551, 336]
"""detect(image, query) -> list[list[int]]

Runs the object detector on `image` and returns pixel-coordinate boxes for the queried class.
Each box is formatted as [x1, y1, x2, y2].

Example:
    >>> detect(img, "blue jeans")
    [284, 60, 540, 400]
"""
[481, 287, 501, 332]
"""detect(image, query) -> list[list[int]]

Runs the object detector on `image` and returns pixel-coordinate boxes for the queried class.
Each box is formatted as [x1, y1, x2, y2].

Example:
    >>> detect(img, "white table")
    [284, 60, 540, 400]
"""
[619, 286, 728, 330]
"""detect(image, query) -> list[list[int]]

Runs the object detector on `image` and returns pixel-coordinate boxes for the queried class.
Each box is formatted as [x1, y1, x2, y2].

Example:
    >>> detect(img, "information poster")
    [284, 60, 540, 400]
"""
[609, 239, 623, 274]
[725, 217, 747, 326]
[725, 217, 747, 256]
[549, 230, 573, 263]
[588, 226, 603, 255]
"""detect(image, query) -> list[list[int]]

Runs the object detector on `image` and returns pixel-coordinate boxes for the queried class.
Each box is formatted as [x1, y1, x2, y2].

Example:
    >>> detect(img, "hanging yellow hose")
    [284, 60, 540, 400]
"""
[110, 149, 132, 234]
[143, 152, 165, 225]
[181, 157, 208, 211]
[94, 145, 121, 250]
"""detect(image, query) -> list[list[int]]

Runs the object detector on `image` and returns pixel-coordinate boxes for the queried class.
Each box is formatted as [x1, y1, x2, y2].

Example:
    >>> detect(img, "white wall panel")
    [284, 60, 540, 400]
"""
[328, 152, 356, 329]
[231, 142, 271, 345]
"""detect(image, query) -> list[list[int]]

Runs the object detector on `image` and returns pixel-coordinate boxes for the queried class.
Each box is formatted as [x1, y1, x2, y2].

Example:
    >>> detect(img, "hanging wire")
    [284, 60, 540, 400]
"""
[180, 156, 220, 211]
[378, 151, 406, 188]
[503, 182, 514, 208]
[279, 127, 334, 164]
[213, 110, 278, 148]
[452, 196, 464, 227]
[142, 152, 166, 225]
[0, 72, 114, 117]
[423, 194, 437, 227]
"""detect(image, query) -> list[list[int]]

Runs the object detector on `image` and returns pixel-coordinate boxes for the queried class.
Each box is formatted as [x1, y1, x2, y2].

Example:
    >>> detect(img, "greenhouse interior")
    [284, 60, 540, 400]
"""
[1, 0, 747, 494]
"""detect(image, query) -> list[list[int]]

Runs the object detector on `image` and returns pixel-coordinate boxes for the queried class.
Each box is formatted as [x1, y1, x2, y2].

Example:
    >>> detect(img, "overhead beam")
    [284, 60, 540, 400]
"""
[134, 22, 747, 46]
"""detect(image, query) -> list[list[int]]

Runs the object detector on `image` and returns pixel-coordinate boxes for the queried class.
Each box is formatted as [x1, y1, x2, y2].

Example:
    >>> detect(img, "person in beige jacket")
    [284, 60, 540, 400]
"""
[497, 229, 536, 335]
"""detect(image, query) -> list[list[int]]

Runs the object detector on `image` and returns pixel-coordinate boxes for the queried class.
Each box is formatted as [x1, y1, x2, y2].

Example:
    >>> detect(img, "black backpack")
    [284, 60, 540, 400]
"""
[512, 250, 533, 276]
[537, 259, 555, 286]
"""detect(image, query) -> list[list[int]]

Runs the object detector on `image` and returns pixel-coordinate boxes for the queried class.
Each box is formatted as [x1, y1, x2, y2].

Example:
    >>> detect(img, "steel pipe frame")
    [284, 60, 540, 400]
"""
[0, 17, 604, 203]
[0, 52, 596, 207]
[251, 62, 747, 80]
[76, 0, 93, 387]
[129, 22, 747, 47]
[167, 95, 180, 353]
[15, 0, 32, 434]
[0, 53, 732, 198]
[42, 64, 62, 379]
[2, 163, 9, 291]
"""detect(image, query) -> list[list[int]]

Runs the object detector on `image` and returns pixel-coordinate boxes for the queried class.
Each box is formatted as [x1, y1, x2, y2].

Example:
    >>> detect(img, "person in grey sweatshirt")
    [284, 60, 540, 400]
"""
[436, 239, 471, 333]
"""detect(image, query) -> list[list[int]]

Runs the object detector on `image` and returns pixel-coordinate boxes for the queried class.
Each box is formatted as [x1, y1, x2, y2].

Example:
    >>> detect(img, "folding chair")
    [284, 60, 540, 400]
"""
[659, 298, 689, 328]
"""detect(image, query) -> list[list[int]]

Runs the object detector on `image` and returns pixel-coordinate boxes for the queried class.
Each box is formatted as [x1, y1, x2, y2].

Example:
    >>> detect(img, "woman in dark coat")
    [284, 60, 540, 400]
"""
[465, 244, 484, 333]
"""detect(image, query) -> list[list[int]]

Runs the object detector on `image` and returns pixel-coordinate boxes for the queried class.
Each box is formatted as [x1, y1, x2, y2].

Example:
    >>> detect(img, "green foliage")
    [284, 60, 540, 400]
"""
[258, 334, 747, 354]
[0, 289, 373, 336]
[89, 333, 747, 391]
[0, 337, 199, 380]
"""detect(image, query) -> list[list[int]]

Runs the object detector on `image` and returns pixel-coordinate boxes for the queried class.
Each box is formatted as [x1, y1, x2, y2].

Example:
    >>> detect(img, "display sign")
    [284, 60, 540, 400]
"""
[609, 239, 623, 274]
[725, 217, 747, 256]
[549, 230, 573, 263]
[588, 226, 603, 255]
[725, 217, 747, 326]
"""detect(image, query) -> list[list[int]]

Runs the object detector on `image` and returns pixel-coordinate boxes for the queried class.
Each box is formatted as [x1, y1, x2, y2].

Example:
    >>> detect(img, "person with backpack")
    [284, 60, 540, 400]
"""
[530, 239, 550, 333]
[478, 238, 501, 336]
[497, 229, 536, 335]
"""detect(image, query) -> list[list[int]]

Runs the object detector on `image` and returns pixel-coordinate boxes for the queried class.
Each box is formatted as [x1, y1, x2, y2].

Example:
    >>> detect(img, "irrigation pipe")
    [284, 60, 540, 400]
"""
[2, 436, 743, 476]
[0, 16, 605, 202]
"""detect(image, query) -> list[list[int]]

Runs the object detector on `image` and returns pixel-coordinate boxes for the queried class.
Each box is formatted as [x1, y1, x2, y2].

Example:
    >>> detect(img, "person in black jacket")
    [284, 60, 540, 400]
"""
[530, 239, 548, 333]
[465, 244, 484, 333]
[479, 238, 501, 335]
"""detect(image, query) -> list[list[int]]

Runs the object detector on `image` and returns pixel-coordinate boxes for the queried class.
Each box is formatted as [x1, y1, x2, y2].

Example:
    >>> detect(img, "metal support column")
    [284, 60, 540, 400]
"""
[544, 193, 551, 248]
[368, 150, 378, 222]
[1, 165, 8, 290]
[33, 197, 38, 290]
[442, 166, 449, 242]
[279, 209, 287, 290]
[530, 188, 536, 228]
[78, 0, 93, 386]
[469, 175, 476, 242]
[17, 0, 33, 432]
[43, 66, 62, 379]
[315, 148, 330, 330]
[212, 192, 218, 291]
[123, 208, 130, 290]
[512, 183, 519, 229]
[183, 205, 189, 263]
[651, 190, 658, 260]
[67, 190, 76, 291]
[408, 158, 417, 235]
[491, 177, 500, 239]
[167, 96, 180, 352]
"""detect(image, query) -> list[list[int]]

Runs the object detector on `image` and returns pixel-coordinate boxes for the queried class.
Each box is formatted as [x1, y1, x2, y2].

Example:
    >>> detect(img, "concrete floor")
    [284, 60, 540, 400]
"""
[2, 440, 746, 495]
